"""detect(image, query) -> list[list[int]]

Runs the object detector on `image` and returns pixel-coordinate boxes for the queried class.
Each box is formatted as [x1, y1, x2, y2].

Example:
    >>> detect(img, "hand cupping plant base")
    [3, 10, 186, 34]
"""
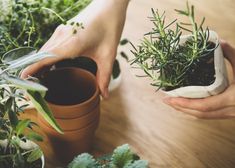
[131, 2, 228, 98]
[68, 144, 148, 168]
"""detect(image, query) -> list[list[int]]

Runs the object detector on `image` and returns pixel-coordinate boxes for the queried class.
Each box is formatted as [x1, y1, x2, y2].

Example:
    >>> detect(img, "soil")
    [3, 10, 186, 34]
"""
[165, 42, 216, 91]
[185, 42, 216, 86]
[41, 68, 96, 105]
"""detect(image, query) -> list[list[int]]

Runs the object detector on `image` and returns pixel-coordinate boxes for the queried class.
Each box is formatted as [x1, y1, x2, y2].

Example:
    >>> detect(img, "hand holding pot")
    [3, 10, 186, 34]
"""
[163, 41, 235, 119]
[21, 0, 130, 98]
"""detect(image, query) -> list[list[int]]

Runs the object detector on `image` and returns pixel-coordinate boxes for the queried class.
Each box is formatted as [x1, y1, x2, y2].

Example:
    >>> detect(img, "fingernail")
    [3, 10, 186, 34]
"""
[103, 89, 109, 99]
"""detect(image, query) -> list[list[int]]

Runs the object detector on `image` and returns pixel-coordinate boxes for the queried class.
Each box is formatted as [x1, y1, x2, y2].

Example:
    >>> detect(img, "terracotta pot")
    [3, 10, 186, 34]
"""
[41, 67, 100, 118]
[38, 117, 99, 164]
[38, 67, 100, 164]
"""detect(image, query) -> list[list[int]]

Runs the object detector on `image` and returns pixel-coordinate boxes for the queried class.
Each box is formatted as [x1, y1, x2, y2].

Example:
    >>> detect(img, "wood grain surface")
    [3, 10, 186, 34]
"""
[21, 0, 235, 167]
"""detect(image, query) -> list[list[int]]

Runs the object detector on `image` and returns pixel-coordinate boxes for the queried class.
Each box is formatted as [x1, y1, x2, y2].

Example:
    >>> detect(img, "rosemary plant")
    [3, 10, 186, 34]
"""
[131, 2, 216, 91]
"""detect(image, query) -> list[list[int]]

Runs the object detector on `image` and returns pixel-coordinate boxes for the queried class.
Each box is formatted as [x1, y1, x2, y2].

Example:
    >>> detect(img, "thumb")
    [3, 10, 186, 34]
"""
[96, 60, 113, 98]
[221, 40, 235, 75]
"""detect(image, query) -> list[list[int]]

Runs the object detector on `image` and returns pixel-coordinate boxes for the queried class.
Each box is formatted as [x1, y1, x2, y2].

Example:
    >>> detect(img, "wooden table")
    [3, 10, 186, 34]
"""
[23, 0, 235, 167]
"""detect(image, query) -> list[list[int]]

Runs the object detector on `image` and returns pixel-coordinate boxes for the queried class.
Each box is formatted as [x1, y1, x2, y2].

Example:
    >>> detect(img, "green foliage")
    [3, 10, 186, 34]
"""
[68, 144, 148, 168]
[0, 0, 91, 56]
[68, 153, 97, 168]
[0, 0, 91, 167]
[26, 147, 43, 163]
[131, 2, 216, 91]
[111, 144, 135, 167]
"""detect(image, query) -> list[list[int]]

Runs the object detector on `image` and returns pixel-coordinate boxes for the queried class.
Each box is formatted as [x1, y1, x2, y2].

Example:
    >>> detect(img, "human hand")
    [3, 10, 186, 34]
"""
[163, 41, 235, 119]
[21, 0, 130, 98]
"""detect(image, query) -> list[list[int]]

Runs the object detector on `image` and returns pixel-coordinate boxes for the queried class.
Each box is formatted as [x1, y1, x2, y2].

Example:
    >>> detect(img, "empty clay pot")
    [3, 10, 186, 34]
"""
[38, 67, 100, 164]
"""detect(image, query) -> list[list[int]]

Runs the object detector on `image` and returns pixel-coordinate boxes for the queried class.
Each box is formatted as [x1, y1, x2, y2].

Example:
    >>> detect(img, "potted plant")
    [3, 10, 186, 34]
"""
[68, 144, 149, 168]
[0, 48, 62, 167]
[131, 2, 228, 98]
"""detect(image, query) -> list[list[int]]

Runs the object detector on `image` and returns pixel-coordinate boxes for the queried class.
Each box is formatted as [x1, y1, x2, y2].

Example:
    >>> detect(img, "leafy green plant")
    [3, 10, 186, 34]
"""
[68, 144, 148, 168]
[0, 0, 91, 167]
[131, 2, 217, 91]
[0, 0, 91, 56]
[0, 47, 62, 168]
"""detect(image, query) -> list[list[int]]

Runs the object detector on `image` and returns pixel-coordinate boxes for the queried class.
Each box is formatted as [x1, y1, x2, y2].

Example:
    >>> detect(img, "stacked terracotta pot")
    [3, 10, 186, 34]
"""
[37, 67, 100, 164]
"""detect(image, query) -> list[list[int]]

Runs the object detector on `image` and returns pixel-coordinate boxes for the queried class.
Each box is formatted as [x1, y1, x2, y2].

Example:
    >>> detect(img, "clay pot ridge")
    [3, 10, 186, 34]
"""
[38, 105, 100, 131]
[39, 117, 99, 141]
[48, 97, 100, 119]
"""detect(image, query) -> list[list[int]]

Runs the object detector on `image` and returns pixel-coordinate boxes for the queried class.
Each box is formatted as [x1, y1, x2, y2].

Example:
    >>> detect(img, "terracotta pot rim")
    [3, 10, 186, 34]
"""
[40, 116, 99, 133]
[44, 67, 100, 108]
[38, 110, 100, 131]
[48, 97, 100, 118]
[54, 103, 100, 120]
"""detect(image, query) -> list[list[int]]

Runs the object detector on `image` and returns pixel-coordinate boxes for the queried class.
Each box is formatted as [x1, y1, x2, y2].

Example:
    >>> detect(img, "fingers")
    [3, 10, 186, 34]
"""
[170, 105, 234, 119]
[96, 60, 113, 98]
[20, 57, 63, 79]
[163, 92, 228, 112]
[163, 84, 235, 119]
[221, 40, 235, 74]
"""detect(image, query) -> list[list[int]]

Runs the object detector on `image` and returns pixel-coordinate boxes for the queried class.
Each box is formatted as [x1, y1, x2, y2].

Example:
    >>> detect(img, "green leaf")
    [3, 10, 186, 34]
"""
[4, 51, 55, 71]
[68, 153, 97, 168]
[27, 148, 43, 163]
[124, 160, 148, 168]
[0, 131, 8, 140]
[26, 132, 43, 142]
[120, 39, 129, 46]
[16, 119, 31, 136]
[112, 59, 121, 79]
[6, 98, 18, 128]
[2, 47, 35, 63]
[3, 75, 47, 97]
[120, 52, 129, 62]
[27, 91, 63, 134]
[175, 9, 188, 16]
[111, 144, 134, 168]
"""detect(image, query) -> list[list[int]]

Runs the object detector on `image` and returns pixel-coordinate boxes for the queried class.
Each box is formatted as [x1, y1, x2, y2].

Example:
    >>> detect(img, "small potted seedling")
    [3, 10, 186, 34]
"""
[68, 144, 148, 168]
[131, 2, 228, 98]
